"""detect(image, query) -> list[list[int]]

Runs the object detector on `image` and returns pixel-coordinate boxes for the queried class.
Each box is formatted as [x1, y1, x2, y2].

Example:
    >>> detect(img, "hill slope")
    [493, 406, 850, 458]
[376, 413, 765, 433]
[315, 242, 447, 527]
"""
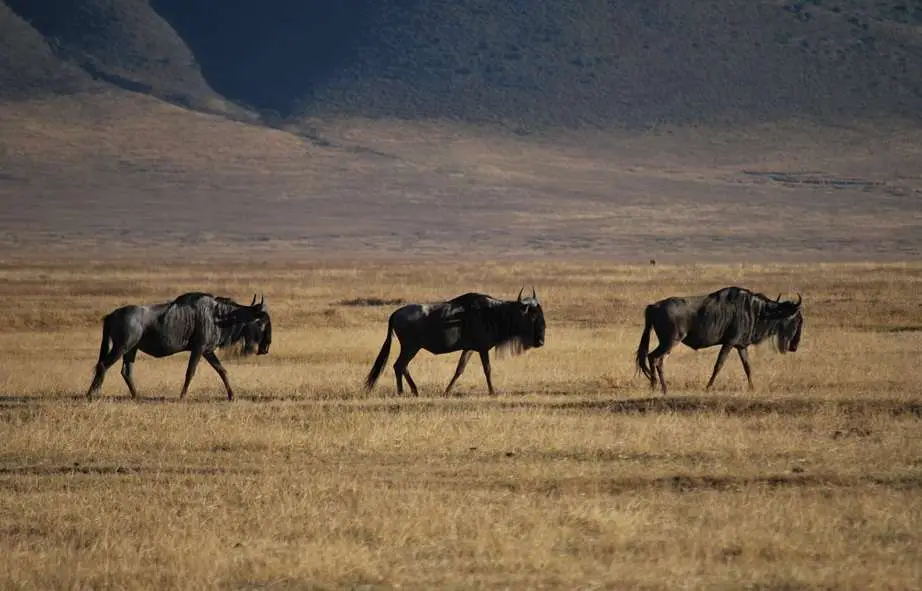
[295, 0, 922, 126]
[0, 2, 96, 98]
[2, 0, 922, 126]
[3, 0, 220, 110]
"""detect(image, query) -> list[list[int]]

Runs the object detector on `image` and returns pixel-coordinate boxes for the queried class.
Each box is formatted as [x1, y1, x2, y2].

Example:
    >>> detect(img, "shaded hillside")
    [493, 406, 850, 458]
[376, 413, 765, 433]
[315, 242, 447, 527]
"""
[0, 3, 95, 97]
[153, 0, 922, 126]
[3, 0, 922, 126]
[296, 0, 922, 126]
[150, 0, 371, 114]
[3, 0, 220, 110]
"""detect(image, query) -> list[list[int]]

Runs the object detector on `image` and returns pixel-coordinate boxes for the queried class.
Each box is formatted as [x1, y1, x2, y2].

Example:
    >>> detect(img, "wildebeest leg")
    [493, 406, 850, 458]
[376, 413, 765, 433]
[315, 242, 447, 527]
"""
[478, 350, 495, 395]
[86, 347, 122, 398]
[647, 340, 674, 395]
[403, 369, 419, 397]
[654, 358, 668, 395]
[736, 347, 754, 390]
[203, 350, 235, 401]
[705, 344, 733, 390]
[180, 349, 203, 399]
[120, 348, 140, 399]
[393, 345, 419, 396]
[444, 350, 473, 395]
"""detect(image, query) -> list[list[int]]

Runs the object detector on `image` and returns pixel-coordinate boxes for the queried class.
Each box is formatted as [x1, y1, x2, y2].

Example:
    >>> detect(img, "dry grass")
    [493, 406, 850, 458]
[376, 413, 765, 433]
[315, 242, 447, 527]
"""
[0, 259, 920, 589]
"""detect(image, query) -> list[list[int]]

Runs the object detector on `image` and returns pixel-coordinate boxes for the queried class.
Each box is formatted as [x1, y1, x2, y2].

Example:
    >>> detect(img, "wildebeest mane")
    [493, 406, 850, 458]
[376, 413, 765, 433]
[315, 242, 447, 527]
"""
[443, 293, 529, 357]
[212, 296, 263, 350]
[161, 293, 257, 350]
[700, 287, 798, 352]
[469, 296, 529, 357]
[746, 290, 802, 353]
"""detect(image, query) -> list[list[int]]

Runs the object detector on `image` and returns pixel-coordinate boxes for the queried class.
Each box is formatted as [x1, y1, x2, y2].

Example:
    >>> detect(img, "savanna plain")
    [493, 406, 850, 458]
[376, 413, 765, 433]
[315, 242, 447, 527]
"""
[0, 259, 920, 589]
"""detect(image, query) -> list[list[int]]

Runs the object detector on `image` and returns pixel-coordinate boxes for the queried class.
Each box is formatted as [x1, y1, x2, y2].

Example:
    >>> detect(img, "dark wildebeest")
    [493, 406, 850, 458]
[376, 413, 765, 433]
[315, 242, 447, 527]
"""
[635, 287, 803, 394]
[86, 293, 272, 400]
[364, 288, 546, 396]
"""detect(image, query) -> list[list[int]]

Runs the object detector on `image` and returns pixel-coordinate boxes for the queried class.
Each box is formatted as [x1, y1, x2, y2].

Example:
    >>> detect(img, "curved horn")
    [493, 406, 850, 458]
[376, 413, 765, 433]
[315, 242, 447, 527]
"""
[531, 286, 536, 300]
[260, 293, 265, 307]
[776, 293, 782, 303]
[794, 291, 802, 308]
[517, 287, 524, 301]
[251, 293, 257, 306]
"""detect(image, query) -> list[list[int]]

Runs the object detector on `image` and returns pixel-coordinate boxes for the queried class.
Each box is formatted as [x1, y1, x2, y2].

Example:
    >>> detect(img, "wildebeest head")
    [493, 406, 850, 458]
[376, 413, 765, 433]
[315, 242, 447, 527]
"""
[515, 286, 546, 349]
[241, 294, 272, 356]
[768, 292, 803, 353]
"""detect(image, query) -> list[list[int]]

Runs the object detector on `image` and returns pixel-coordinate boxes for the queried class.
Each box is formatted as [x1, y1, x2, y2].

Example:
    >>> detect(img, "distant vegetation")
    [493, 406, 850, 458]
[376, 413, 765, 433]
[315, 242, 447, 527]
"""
[2, 0, 922, 127]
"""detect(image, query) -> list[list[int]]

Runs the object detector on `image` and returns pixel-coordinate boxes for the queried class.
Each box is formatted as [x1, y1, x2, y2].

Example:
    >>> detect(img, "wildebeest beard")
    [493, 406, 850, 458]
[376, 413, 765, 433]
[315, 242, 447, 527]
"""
[754, 295, 803, 354]
[213, 303, 269, 356]
[495, 336, 526, 358]
[774, 314, 803, 354]
[218, 329, 257, 357]
[478, 299, 542, 358]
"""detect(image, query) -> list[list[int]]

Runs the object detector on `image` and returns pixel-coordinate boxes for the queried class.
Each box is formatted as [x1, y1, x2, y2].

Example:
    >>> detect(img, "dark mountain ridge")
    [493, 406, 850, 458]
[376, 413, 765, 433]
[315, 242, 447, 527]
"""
[3, 0, 922, 127]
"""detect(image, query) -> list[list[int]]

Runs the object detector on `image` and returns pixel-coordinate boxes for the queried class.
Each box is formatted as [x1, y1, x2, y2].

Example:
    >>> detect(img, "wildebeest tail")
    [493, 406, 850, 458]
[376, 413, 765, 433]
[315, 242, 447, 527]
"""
[364, 314, 395, 391]
[86, 313, 114, 398]
[635, 305, 654, 381]
[96, 313, 113, 366]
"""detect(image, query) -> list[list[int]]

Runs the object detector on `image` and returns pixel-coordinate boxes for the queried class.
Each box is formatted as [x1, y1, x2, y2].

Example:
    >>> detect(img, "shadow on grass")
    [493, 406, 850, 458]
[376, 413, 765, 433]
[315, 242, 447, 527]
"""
[0, 464, 259, 477]
[365, 468, 922, 494]
[2, 393, 920, 419]
[541, 395, 922, 418]
[289, 394, 922, 418]
[496, 472, 922, 495]
[0, 394, 241, 406]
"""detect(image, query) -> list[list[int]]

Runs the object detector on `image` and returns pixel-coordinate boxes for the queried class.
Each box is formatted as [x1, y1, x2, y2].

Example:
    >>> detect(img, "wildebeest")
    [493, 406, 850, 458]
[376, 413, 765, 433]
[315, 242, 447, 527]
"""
[364, 288, 546, 396]
[635, 287, 803, 394]
[85, 293, 272, 400]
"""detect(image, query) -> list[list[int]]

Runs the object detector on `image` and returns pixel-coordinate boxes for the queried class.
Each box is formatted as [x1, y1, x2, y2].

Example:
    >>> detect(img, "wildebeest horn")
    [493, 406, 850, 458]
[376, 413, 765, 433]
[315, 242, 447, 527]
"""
[776, 293, 782, 303]
[794, 291, 802, 308]
[517, 287, 524, 301]
[251, 293, 257, 306]
[260, 293, 265, 308]
[531, 286, 536, 300]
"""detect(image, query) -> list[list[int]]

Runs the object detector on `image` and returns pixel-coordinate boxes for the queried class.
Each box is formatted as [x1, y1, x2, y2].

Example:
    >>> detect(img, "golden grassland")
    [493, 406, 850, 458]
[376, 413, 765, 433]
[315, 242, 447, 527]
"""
[0, 259, 920, 589]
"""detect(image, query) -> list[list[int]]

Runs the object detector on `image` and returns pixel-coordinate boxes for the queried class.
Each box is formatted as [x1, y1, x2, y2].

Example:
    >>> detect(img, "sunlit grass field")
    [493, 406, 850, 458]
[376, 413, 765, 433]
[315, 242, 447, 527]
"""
[0, 260, 920, 589]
